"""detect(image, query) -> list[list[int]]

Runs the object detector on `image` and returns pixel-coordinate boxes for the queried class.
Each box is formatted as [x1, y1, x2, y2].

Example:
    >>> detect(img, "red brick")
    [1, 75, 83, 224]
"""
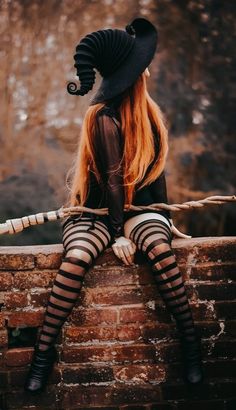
[6, 386, 57, 407]
[109, 384, 162, 404]
[116, 324, 141, 341]
[191, 301, 216, 321]
[61, 385, 114, 407]
[172, 238, 236, 264]
[13, 270, 56, 289]
[65, 324, 141, 344]
[0, 238, 236, 409]
[36, 252, 62, 269]
[0, 253, 35, 270]
[4, 347, 33, 367]
[61, 344, 157, 363]
[62, 365, 114, 384]
[0, 272, 13, 290]
[0, 329, 8, 347]
[85, 266, 139, 287]
[190, 262, 236, 281]
[64, 325, 117, 343]
[140, 322, 177, 342]
[69, 306, 118, 325]
[119, 306, 159, 324]
[0, 312, 6, 328]
[158, 341, 181, 363]
[4, 291, 28, 309]
[30, 291, 50, 307]
[61, 384, 162, 407]
[7, 367, 29, 387]
[194, 282, 236, 301]
[7, 311, 44, 327]
[113, 364, 166, 383]
[200, 241, 236, 263]
[8, 366, 60, 386]
[154, 303, 174, 323]
[82, 286, 145, 306]
[141, 284, 166, 300]
[138, 269, 157, 285]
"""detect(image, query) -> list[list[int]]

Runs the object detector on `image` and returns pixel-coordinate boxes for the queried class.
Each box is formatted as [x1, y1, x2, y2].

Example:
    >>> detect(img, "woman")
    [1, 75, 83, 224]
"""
[24, 17, 203, 393]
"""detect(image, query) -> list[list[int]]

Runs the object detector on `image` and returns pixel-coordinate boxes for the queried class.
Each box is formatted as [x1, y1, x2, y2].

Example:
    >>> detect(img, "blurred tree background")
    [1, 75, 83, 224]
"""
[0, 0, 235, 246]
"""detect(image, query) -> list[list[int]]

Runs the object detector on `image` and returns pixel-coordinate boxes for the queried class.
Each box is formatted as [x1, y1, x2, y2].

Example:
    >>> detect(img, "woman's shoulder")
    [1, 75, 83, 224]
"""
[96, 105, 121, 128]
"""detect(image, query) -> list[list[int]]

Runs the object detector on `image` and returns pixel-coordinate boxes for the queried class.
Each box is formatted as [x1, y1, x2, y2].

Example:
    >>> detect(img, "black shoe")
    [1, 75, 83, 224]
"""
[180, 336, 204, 384]
[24, 345, 58, 393]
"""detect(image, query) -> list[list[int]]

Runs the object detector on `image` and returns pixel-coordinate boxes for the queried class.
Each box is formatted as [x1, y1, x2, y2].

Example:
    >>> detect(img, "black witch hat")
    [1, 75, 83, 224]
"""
[67, 17, 158, 105]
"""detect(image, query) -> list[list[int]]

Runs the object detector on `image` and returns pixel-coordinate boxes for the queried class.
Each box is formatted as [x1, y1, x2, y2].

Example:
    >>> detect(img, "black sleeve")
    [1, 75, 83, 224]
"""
[95, 111, 125, 242]
[149, 170, 172, 219]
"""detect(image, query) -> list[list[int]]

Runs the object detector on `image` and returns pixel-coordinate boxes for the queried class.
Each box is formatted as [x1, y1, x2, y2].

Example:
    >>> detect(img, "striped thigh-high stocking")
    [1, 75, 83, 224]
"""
[37, 217, 111, 351]
[129, 218, 197, 342]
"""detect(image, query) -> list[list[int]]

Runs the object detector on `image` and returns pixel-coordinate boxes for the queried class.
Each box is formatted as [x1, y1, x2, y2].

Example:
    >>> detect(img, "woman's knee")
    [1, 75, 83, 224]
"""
[143, 237, 179, 273]
[59, 250, 92, 275]
[147, 236, 171, 252]
[141, 236, 173, 267]
[64, 248, 93, 268]
[131, 221, 171, 248]
[137, 230, 170, 252]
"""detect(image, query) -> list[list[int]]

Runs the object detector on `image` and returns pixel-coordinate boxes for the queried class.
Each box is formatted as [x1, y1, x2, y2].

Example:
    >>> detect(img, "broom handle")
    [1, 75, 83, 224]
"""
[1, 195, 235, 235]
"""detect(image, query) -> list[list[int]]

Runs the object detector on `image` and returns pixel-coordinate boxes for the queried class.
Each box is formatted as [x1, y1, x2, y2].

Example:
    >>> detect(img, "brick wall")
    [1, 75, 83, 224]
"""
[0, 237, 236, 410]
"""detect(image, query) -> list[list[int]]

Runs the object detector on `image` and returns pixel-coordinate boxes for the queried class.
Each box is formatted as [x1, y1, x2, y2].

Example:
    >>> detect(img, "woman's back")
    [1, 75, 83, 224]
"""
[82, 98, 171, 239]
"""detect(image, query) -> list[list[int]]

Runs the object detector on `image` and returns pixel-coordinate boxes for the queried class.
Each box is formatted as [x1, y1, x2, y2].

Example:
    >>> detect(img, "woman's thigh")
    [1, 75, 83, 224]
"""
[127, 215, 173, 256]
[60, 216, 111, 267]
[124, 213, 172, 241]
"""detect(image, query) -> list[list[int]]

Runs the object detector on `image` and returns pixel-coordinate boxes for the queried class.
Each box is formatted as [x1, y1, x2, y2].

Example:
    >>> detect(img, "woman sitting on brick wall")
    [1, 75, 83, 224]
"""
[24, 17, 203, 393]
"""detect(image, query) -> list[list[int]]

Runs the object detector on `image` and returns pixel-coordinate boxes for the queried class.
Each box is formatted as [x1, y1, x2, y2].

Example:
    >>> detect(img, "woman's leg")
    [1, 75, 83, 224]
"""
[37, 217, 111, 350]
[25, 217, 112, 392]
[129, 218, 197, 342]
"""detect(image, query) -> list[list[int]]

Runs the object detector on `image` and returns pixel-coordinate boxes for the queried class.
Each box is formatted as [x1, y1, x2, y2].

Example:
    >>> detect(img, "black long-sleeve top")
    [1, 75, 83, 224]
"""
[82, 95, 171, 243]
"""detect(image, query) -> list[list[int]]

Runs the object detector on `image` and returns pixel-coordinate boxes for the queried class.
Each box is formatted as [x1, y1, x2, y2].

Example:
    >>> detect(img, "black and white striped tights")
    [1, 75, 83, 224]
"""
[37, 217, 197, 350]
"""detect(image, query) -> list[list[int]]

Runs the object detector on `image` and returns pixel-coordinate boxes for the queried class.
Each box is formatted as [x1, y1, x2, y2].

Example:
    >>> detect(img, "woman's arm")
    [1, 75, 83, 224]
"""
[149, 170, 192, 237]
[149, 170, 172, 221]
[95, 111, 125, 243]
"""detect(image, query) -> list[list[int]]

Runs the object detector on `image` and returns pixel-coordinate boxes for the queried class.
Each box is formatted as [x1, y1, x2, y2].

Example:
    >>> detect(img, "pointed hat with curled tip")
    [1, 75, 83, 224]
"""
[67, 17, 158, 104]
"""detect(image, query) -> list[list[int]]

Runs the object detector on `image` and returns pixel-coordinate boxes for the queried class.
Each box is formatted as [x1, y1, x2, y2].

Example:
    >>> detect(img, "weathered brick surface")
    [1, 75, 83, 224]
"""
[0, 237, 235, 409]
[13, 270, 56, 289]
[0, 272, 13, 290]
[6, 311, 44, 327]
[0, 254, 34, 271]
[61, 343, 157, 363]
[4, 291, 28, 309]
[0, 329, 8, 347]
[69, 306, 118, 325]
[61, 385, 162, 407]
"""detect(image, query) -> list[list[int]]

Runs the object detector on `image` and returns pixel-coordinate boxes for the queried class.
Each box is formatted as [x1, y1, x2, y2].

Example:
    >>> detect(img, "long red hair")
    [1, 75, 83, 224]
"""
[64, 72, 169, 209]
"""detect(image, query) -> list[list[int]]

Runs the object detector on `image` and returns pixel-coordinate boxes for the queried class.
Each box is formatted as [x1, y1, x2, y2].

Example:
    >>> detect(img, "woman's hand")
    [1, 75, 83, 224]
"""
[111, 236, 137, 265]
[169, 218, 192, 239]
